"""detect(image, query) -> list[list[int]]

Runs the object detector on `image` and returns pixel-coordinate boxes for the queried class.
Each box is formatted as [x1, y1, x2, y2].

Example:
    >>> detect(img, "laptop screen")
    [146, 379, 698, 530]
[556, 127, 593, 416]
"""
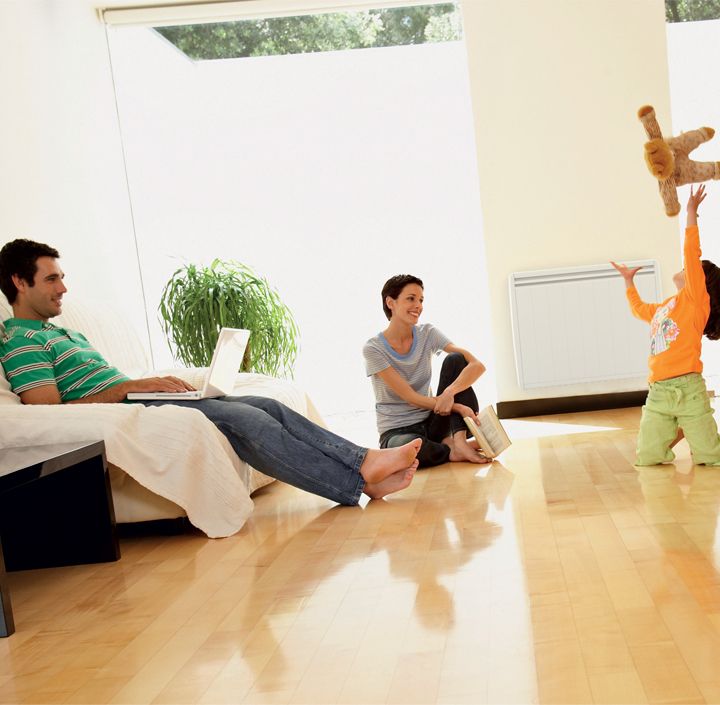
[204, 328, 250, 395]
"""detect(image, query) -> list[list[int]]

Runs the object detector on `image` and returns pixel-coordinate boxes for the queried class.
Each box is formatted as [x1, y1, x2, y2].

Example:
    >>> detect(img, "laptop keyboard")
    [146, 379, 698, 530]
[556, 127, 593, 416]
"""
[181, 368, 208, 390]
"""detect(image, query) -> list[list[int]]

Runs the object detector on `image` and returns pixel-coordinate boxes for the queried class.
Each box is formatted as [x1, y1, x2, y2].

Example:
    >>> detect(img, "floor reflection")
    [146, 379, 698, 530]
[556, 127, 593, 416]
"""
[226, 462, 521, 701]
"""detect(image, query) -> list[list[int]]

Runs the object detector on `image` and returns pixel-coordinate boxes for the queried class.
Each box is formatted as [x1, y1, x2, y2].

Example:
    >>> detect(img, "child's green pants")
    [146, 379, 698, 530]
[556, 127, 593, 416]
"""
[636, 372, 720, 466]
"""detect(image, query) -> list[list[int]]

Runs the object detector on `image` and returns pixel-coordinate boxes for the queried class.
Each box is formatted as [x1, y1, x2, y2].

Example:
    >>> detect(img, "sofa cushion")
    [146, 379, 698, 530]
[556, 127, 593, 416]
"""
[0, 366, 21, 405]
[0, 306, 21, 405]
[0, 298, 11, 323]
[53, 301, 150, 375]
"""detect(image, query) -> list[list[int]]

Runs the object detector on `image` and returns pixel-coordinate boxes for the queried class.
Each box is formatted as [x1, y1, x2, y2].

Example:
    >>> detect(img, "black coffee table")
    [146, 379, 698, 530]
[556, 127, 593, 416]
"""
[0, 440, 120, 637]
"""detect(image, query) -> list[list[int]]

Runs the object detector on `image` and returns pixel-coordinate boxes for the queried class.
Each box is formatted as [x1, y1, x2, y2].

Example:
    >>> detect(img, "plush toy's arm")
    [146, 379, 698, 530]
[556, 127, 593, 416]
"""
[668, 126, 715, 153]
[638, 105, 663, 139]
[637, 105, 680, 217]
[668, 128, 720, 186]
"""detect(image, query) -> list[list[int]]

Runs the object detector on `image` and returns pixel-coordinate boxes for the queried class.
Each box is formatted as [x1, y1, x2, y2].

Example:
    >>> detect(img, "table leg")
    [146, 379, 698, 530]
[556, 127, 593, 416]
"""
[0, 541, 14, 637]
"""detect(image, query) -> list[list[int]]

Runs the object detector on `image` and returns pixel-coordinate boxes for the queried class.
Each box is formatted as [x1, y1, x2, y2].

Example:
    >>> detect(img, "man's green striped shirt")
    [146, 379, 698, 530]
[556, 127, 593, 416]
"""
[0, 318, 129, 401]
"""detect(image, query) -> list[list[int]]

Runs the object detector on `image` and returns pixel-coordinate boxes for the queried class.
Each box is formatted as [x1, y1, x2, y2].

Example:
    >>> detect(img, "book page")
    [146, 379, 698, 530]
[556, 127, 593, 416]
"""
[477, 408, 511, 456]
[464, 417, 492, 457]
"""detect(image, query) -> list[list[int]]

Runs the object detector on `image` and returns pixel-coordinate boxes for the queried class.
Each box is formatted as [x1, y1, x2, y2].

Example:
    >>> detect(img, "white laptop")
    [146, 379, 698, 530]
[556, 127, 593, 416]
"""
[127, 327, 250, 401]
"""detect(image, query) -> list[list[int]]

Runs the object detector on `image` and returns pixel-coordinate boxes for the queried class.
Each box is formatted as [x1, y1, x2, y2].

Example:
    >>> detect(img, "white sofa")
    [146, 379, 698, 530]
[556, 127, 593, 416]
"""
[0, 299, 322, 537]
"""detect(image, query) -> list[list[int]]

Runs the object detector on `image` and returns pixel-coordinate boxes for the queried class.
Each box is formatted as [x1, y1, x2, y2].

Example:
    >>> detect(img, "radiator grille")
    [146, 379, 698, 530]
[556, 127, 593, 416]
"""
[509, 260, 661, 389]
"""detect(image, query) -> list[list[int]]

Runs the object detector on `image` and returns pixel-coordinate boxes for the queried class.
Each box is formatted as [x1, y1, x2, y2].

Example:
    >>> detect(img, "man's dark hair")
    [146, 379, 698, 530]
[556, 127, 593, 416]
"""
[703, 259, 720, 340]
[381, 274, 424, 320]
[0, 239, 60, 304]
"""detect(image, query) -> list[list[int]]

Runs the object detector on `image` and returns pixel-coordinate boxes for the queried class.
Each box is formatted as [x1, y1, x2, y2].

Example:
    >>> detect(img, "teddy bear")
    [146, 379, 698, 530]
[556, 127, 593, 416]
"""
[638, 105, 720, 216]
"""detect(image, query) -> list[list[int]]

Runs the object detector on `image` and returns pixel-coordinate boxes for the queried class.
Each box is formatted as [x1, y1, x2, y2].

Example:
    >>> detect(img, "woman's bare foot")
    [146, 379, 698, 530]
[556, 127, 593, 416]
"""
[445, 436, 492, 464]
[364, 461, 418, 499]
[360, 438, 422, 483]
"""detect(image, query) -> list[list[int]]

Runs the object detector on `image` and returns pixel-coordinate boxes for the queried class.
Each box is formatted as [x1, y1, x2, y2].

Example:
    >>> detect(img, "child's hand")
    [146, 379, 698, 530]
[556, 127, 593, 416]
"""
[610, 261, 643, 288]
[687, 184, 706, 224]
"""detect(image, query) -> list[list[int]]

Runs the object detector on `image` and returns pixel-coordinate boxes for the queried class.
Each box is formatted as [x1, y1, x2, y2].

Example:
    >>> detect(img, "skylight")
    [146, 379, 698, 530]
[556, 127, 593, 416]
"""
[155, 3, 461, 61]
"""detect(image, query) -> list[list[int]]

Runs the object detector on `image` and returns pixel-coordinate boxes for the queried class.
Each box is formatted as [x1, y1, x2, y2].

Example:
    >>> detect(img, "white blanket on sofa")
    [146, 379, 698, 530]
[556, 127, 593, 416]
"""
[0, 402, 249, 538]
[0, 373, 310, 538]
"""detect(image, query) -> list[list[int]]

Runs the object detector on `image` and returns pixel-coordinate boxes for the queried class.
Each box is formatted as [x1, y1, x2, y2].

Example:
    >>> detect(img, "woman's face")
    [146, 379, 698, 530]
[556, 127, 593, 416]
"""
[388, 283, 424, 324]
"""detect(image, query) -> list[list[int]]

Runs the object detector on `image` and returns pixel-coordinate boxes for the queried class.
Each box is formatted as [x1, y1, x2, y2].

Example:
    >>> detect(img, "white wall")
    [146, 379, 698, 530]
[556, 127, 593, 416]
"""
[1, 0, 678, 413]
[0, 0, 148, 342]
[460, 0, 679, 403]
[666, 18, 720, 385]
[105, 27, 494, 415]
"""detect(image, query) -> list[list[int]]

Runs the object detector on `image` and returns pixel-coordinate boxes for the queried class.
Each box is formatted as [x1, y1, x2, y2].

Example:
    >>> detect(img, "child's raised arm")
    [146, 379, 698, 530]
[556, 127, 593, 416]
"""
[687, 184, 706, 227]
[611, 261, 658, 322]
[610, 261, 643, 289]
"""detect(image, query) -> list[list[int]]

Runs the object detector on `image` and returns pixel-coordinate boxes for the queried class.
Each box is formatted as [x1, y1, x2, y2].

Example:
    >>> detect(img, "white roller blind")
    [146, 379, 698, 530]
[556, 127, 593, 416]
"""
[100, 0, 452, 27]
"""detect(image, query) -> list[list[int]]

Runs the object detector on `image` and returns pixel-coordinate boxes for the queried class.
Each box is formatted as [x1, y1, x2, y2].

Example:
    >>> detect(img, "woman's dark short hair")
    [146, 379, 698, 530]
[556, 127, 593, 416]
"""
[0, 239, 60, 304]
[703, 259, 720, 340]
[381, 274, 424, 320]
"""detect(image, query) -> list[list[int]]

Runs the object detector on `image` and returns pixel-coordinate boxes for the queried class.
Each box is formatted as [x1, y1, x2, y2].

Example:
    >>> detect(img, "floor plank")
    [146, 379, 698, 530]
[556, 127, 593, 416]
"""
[1, 406, 720, 703]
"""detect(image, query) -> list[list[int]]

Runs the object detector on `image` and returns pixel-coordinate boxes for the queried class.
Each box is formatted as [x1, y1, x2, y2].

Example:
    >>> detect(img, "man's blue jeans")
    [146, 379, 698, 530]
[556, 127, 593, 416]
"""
[140, 395, 367, 505]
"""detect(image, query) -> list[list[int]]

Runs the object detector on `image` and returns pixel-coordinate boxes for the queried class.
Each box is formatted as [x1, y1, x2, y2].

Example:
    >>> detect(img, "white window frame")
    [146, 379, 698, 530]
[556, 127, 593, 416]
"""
[100, 0, 454, 27]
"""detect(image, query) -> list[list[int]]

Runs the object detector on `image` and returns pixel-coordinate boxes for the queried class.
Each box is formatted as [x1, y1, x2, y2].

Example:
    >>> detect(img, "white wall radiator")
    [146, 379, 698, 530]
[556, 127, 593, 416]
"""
[509, 260, 661, 389]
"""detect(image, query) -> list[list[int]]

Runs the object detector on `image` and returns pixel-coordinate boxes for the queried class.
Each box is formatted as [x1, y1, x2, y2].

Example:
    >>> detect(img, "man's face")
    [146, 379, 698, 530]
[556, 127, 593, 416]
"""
[12, 256, 67, 320]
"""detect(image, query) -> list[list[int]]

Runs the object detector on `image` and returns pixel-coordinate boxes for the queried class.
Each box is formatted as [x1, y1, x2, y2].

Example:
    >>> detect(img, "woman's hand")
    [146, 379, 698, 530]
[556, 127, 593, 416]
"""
[453, 403, 478, 423]
[610, 261, 643, 288]
[433, 388, 455, 415]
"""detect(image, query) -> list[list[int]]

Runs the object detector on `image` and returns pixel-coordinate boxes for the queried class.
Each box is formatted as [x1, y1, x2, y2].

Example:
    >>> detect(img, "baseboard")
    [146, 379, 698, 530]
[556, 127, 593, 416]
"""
[496, 390, 648, 419]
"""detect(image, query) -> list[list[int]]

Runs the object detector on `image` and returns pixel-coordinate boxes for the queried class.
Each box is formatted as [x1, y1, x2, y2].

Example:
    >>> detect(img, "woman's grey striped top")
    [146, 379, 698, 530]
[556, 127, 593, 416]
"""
[363, 323, 451, 434]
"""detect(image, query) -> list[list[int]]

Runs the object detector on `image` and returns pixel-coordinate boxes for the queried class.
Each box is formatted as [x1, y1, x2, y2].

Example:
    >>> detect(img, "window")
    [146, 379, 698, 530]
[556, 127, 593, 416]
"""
[155, 3, 461, 60]
[666, 0, 720, 22]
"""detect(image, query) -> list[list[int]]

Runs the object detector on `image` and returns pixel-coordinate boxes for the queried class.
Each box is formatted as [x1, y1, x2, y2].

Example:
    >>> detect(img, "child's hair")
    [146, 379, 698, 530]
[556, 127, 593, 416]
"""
[703, 259, 720, 339]
[381, 274, 423, 320]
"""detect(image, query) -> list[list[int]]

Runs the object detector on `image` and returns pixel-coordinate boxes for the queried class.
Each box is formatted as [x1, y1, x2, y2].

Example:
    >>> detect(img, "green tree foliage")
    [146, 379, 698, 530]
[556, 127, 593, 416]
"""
[425, 11, 463, 43]
[666, 0, 720, 22]
[156, 4, 460, 61]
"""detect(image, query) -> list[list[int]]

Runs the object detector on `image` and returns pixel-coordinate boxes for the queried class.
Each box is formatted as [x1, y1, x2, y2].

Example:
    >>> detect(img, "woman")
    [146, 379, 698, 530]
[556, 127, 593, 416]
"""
[363, 274, 490, 467]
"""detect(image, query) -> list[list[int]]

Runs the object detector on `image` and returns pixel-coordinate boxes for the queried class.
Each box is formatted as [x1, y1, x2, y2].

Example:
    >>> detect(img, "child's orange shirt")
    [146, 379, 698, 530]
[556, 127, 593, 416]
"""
[626, 225, 709, 383]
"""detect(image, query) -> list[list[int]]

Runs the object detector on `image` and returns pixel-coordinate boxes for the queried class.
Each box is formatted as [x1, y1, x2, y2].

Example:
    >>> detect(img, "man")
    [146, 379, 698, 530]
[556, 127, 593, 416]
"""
[0, 239, 420, 503]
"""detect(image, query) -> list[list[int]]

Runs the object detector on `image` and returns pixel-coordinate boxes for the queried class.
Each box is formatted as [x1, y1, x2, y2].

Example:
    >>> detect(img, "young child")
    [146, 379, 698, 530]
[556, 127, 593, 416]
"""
[612, 184, 720, 465]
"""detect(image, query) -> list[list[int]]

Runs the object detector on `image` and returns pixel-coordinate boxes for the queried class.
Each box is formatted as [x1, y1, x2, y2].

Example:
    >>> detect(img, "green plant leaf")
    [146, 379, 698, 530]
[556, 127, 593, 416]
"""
[158, 260, 300, 377]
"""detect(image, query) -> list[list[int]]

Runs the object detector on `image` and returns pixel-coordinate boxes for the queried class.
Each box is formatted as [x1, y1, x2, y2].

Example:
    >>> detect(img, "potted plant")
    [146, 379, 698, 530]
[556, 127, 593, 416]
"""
[158, 259, 299, 378]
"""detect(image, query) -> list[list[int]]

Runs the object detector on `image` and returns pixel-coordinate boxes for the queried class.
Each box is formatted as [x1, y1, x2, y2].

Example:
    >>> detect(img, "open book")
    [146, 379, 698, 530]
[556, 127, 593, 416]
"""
[464, 405, 512, 458]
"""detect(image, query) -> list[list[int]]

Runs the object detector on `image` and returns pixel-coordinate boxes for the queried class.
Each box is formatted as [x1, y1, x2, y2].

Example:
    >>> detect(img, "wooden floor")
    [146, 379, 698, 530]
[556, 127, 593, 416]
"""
[3, 407, 720, 704]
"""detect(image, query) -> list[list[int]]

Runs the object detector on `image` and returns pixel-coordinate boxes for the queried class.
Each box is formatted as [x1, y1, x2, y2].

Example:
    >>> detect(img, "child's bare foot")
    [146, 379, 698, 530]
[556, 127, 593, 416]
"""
[360, 439, 422, 483]
[364, 461, 418, 499]
[670, 428, 684, 448]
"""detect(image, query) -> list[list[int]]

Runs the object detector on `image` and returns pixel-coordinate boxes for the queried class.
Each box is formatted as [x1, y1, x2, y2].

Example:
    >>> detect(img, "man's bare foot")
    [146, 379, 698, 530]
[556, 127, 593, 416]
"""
[364, 461, 418, 499]
[360, 438, 422, 483]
